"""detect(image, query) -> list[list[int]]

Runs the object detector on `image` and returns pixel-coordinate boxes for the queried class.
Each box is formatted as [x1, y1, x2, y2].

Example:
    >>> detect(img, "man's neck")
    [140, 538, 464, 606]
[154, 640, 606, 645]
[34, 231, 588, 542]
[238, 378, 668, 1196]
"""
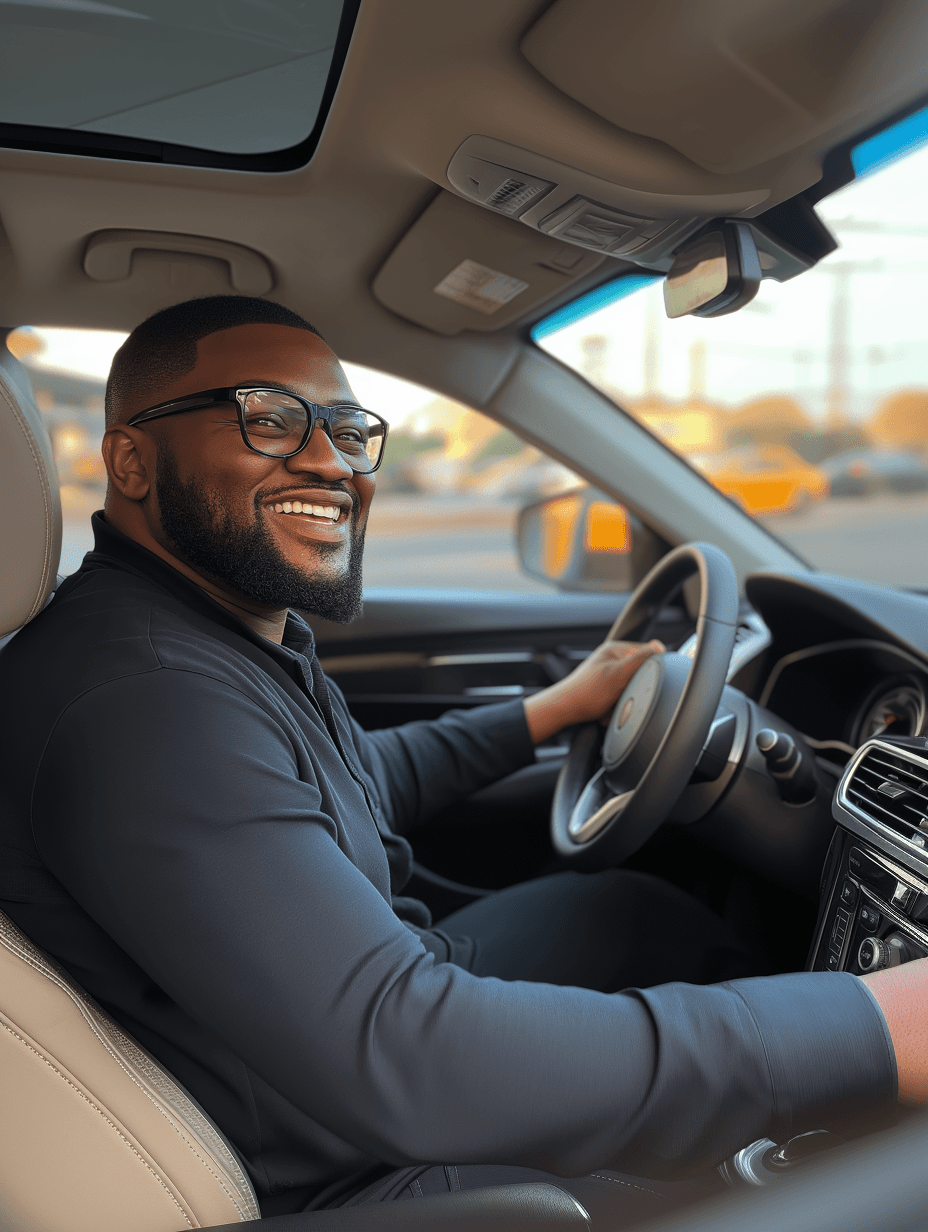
[184, 578, 289, 644]
[103, 506, 289, 644]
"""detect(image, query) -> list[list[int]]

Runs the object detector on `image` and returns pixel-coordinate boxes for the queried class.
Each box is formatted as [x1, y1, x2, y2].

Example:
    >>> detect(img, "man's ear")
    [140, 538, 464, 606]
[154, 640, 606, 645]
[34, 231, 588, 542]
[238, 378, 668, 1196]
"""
[102, 425, 154, 501]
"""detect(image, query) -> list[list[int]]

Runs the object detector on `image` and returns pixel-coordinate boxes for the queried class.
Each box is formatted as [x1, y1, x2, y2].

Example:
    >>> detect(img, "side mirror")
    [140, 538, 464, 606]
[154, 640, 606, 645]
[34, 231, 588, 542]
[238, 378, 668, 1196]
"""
[664, 221, 761, 319]
[516, 488, 665, 593]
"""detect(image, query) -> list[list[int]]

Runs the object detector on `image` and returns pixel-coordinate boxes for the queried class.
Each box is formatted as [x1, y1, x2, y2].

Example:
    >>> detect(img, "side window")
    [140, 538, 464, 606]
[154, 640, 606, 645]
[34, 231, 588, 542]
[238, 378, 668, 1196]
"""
[344, 364, 660, 594]
[356, 381, 580, 592]
[7, 329, 642, 594]
[8, 327, 110, 576]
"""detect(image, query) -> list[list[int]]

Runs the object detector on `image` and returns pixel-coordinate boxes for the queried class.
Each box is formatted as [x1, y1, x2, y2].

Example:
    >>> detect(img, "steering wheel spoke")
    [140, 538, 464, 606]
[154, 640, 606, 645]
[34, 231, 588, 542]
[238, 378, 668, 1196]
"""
[567, 769, 634, 843]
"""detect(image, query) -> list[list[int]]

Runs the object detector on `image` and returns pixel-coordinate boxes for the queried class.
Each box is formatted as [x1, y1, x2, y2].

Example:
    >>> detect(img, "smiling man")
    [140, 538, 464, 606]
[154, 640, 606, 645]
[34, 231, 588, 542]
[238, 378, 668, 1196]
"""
[103, 304, 376, 634]
[0, 296, 920, 1228]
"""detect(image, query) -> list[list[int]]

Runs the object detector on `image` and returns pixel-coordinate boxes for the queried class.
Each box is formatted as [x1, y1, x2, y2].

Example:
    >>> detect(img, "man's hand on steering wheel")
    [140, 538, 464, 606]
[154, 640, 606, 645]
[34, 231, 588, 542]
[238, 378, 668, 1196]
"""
[524, 638, 666, 745]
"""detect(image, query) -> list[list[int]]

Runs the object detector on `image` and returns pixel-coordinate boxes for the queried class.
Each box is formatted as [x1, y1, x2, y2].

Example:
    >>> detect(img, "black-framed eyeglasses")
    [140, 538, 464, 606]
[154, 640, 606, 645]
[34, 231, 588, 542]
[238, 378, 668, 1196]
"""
[126, 386, 389, 474]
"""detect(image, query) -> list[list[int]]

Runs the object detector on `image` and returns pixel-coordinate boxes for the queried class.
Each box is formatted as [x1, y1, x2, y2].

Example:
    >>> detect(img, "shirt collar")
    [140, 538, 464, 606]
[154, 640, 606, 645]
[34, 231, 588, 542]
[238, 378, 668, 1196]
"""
[83, 511, 317, 662]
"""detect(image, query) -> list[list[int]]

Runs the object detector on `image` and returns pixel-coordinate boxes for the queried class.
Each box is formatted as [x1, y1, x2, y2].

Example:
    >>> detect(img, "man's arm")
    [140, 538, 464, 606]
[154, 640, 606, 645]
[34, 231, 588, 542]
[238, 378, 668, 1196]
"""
[863, 959, 928, 1104]
[31, 667, 898, 1178]
[351, 639, 662, 834]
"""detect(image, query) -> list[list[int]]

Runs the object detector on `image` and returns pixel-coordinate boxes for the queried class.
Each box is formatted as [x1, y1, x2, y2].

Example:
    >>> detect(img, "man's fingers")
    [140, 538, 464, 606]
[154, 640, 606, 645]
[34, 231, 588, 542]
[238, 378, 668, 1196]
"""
[595, 640, 666, 723]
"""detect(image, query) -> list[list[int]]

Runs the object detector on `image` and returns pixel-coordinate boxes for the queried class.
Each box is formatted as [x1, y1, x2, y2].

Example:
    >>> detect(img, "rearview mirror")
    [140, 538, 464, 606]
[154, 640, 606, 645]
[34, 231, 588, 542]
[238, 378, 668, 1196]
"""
[664, 222, 761, 319]
[516, 488, 665, 592]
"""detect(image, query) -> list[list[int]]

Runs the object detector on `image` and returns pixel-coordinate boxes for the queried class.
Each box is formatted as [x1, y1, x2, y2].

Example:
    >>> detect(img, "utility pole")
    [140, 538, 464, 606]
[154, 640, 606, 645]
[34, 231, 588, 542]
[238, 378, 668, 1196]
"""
[819, 217, 928, 426]
[643, 286, 661, 396]
[688, 338, 707, 400]
[579, 334, 608, 386]
[817, 258, 883, 428]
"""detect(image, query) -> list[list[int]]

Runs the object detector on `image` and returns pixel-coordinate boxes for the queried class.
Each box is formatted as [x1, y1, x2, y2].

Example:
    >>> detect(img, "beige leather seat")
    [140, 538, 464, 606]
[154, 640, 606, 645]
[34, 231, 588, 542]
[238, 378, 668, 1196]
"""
[0, 331, 261, 1232]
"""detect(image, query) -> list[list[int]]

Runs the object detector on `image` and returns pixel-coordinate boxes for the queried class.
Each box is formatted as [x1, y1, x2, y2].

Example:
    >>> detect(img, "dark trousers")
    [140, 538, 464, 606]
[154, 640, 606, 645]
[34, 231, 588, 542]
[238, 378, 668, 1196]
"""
[338, 870, 753, 1227]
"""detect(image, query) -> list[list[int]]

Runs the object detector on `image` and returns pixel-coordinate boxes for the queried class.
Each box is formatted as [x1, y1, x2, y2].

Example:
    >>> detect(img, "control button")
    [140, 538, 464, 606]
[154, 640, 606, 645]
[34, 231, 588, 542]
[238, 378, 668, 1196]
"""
[858, 904, 881, 932]
[840, 878, 858, 908]
[826, 951, 840, 970]
[858, 936, 891, 972]
[891, 881, 917, 911]
[830, 908, 850, 953]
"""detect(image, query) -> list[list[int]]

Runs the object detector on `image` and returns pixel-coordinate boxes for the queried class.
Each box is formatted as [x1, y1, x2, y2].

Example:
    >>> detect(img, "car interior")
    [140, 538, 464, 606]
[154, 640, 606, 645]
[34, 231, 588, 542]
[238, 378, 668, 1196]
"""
[5, 1, 928, 1230]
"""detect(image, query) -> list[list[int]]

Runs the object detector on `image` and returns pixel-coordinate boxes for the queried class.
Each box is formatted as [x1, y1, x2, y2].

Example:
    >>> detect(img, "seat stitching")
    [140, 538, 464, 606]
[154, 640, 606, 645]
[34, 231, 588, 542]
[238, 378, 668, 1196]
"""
[0, 1019, 194, 1228]
[0, 935, 255, 1220]
[1, 943, 253, 1219]
[588, 1174, 669, 1199]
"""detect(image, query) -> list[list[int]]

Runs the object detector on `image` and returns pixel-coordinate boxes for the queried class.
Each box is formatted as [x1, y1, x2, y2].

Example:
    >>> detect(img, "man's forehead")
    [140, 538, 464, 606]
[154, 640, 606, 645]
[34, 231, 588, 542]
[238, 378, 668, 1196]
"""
[194, 323, 338, 372]
[158, 323, 352, 405]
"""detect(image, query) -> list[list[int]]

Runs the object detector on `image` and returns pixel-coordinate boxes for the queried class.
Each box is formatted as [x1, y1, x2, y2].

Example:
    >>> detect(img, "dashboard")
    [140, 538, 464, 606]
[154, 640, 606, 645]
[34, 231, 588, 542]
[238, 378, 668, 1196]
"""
[652, 569, 928, 908]
[737, 571, 928, 767]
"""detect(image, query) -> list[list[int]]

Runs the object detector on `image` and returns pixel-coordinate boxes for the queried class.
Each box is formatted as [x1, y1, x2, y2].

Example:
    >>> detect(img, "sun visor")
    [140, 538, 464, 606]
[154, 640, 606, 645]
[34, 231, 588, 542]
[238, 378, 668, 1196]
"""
[372, 192, 605, 336]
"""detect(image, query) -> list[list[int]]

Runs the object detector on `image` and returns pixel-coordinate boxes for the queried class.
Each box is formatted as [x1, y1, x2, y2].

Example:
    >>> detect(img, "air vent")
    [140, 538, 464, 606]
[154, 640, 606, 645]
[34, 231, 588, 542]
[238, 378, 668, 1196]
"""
[843, 743, 928, 851]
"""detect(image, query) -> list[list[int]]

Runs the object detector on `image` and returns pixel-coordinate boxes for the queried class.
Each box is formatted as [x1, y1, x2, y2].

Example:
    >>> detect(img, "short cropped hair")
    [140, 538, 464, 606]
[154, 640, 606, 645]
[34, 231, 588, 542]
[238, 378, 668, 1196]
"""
[105, 296, 323, 427]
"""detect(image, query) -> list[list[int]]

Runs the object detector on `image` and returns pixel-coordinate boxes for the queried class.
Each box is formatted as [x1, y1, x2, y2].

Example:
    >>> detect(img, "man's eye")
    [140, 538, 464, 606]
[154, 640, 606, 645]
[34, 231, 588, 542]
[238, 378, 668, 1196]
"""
[245, 413, 291, 433]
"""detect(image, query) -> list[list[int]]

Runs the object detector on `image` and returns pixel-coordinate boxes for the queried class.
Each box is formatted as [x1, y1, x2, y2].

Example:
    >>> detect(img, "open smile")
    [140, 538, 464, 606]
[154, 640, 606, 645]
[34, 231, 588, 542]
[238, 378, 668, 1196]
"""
[272, 500, 342, 524]
[264, 490, 354, 530]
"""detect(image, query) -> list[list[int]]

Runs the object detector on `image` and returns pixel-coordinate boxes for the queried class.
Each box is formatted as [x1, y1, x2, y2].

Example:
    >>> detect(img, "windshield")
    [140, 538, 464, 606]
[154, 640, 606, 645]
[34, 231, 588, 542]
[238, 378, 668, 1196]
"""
[0, 0, 345, 161]
[536, 135, 928, 590]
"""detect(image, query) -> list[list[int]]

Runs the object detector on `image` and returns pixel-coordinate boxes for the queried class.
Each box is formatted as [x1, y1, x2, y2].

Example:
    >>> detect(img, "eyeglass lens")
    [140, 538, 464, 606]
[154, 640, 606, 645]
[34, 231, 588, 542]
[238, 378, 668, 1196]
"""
[241, 390, 385, 470]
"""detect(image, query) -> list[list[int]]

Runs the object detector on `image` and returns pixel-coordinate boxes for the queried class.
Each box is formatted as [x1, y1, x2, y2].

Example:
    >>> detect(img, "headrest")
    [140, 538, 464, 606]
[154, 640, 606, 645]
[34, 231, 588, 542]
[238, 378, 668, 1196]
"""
[0, 332, 62, 638]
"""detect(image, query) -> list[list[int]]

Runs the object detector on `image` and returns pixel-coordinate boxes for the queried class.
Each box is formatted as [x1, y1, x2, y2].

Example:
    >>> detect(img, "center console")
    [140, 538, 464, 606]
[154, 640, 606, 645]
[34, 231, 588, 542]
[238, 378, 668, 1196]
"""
[724, 733, 928, 1188]
[809, 736, 928, 975]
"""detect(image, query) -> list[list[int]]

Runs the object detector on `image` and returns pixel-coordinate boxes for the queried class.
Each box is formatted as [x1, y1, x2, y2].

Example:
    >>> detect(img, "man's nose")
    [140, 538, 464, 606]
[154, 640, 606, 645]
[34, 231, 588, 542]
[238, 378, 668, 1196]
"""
[284, 422, 354, 480]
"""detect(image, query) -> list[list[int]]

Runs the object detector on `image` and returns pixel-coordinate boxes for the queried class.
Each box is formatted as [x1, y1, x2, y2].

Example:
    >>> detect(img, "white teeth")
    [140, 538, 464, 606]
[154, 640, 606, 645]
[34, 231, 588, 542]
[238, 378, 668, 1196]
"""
[272, 500, 341, 521]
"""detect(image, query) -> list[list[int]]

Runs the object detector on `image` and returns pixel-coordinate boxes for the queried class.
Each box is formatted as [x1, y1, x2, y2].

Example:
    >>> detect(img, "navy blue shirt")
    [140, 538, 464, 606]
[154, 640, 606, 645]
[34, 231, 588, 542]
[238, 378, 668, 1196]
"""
[0, 515, 897, 1212]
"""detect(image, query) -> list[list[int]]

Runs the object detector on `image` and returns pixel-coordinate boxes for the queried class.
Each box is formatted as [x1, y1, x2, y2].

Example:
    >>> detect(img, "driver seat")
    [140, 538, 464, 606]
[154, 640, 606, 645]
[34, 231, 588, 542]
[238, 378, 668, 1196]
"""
[0, 331, 262, 1232]
[0, 331, 591, 1232]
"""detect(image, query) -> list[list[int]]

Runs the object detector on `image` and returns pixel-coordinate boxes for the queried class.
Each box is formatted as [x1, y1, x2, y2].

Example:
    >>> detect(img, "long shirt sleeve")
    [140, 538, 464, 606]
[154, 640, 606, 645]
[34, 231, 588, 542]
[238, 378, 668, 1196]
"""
[348, 692, 536, 835]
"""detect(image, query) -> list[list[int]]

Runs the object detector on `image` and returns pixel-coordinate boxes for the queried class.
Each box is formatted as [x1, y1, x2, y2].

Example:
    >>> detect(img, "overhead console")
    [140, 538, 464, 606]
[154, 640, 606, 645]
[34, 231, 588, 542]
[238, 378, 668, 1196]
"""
[445, 135, 766, 269]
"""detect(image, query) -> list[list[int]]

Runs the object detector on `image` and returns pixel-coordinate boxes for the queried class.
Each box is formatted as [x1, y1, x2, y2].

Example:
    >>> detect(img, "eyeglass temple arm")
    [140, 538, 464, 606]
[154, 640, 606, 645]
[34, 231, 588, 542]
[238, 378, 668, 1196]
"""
[127, 395, 227, 427]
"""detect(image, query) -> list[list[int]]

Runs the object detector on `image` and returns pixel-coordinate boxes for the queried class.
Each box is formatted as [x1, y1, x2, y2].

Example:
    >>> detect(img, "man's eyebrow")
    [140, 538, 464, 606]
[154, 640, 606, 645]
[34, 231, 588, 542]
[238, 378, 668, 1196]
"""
[237, 380, 363, 409]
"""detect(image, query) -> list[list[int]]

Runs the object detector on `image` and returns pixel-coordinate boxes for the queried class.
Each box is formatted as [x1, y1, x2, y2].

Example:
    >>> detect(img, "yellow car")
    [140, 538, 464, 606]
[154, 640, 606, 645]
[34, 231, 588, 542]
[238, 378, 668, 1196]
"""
[689, 445, 829, 517]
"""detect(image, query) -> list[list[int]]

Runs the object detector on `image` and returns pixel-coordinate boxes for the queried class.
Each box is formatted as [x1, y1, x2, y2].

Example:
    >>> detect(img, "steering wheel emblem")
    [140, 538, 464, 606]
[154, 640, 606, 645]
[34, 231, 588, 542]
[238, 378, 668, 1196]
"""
[618, 698, 635, 728]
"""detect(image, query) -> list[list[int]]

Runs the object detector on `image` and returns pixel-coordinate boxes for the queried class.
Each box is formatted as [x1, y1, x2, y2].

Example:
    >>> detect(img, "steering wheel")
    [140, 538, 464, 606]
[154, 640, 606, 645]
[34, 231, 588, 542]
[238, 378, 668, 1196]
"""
[551, 542, 739, 870]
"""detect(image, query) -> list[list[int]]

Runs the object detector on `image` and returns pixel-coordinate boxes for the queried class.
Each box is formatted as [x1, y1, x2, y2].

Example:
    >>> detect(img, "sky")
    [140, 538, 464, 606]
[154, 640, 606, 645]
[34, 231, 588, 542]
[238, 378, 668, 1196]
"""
[22, 130, 928, 430]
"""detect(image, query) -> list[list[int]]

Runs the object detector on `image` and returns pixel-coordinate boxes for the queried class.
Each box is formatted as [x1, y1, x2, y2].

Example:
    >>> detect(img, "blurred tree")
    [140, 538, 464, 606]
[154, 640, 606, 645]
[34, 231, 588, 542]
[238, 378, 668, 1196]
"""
[472, 429, 525, 466]
[869, 389, 928, 452]
[376, 428, 446, 493]
[791, 427, 871, 464]
[728, 395, 813, 448]
[381, 429, 445, 463]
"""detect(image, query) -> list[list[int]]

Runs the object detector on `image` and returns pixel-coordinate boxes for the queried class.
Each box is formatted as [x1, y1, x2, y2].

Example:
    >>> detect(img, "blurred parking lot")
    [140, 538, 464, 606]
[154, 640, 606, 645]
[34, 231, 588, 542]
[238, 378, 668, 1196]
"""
[761, 491, 928, 589]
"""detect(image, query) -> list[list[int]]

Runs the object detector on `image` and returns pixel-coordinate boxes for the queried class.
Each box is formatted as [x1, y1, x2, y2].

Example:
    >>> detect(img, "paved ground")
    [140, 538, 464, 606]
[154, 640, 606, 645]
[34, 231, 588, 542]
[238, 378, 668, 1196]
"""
[58, 490, 928, 593]
[761, 492, 928, 589]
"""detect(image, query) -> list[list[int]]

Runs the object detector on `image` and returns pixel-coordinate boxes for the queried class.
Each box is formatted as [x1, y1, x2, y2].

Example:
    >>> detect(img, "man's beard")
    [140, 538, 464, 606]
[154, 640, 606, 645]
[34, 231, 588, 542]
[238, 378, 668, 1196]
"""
[154, 448, 365, 624]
